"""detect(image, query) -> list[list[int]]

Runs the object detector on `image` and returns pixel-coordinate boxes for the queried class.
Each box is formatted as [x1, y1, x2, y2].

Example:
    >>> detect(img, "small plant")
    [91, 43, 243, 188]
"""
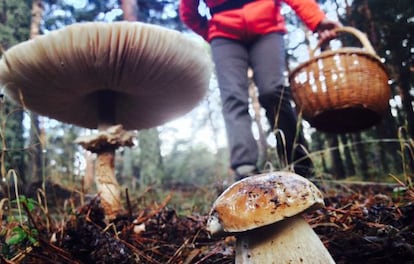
[389, 126, 414, 202]
[398, 126, 414, 187]
[7, 195, 38, 223]
[6, 225, 39, 247]
[1, 195, 40, 261]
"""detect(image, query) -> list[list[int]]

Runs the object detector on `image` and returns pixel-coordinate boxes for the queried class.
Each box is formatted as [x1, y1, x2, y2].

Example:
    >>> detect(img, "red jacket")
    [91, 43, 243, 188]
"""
[179, 0, 326, 42]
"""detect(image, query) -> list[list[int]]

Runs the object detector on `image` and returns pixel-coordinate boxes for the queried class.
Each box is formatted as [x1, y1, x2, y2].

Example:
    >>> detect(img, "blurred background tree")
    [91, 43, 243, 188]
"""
[0, 0, 31, 191]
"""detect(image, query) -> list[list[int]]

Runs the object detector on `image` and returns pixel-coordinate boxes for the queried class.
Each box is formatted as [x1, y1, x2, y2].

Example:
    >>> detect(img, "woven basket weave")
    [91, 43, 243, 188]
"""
[289, 27, 390, 133]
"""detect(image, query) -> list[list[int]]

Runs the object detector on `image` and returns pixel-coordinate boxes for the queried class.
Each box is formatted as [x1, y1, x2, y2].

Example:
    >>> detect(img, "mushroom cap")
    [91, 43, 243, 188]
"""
[0, 22, 212, 130]
[207, 171, 324, 234]
[75, 124, 135, 152]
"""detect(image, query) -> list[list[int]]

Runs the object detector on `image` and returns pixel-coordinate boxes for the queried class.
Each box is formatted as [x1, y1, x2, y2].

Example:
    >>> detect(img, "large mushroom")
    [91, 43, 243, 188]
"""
[207, 171, 335, 263]
[0, 21, 212, 217]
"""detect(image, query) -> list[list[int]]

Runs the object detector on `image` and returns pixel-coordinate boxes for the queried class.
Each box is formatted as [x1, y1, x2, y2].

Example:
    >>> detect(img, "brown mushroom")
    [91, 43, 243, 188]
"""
[206, 171, 335, 263]
[0, 21, 212, 218]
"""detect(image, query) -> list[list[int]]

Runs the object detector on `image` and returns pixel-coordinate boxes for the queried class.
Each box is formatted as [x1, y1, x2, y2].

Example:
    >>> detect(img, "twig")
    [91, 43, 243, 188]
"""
[125, 188, 133, 220]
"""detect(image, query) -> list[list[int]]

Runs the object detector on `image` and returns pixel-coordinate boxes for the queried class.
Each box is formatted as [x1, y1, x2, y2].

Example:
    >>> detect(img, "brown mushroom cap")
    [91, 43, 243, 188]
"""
[0, 21, 212, 130]
[207, 171, 324, 233]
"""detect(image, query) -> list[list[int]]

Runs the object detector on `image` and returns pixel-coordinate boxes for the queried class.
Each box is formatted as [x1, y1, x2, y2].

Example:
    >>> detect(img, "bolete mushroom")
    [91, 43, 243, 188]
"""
[0, 21, 212, 218]
[206, 171, 335, 263]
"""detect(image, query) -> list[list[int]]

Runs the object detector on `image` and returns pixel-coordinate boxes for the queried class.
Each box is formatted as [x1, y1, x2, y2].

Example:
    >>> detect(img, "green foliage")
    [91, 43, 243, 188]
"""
[0, 0, 31, 48]
[6, 226, 38, 246]
[0, 0, 31, 183]
[1, 195, 40, 260]
[11, 195, 37, 213]
[0, 106, 26, 179]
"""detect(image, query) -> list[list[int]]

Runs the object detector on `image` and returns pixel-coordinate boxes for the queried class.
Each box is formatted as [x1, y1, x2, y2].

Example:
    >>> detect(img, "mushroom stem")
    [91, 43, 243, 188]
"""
[235, 215, 335, 264]
[97, 90, 116, 131]
[95, 148, 121, 218]
[76, 125, 134, 218]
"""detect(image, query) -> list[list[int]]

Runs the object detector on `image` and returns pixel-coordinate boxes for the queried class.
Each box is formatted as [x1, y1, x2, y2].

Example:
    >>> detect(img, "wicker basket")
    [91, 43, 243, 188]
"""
[289, 27, 391, 133]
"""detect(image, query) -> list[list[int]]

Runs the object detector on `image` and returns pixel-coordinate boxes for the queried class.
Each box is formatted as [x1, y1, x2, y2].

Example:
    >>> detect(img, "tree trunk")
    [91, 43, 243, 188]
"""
[2, 107, 26, 182]
[340, 134, 355, 177]
[0, 0, 31, 185]
[327, 134, 345, 179]
[311, 132, 328, 174]
[121, 0, 138, 21]
[28, 114, 44, 183]
[351, 133, 370, 180]
[376, 111, 401, 174]
[399, 65, 414, 138]
[120, 1, 165, 189]
[30, 0, 43, 38]
[119, 0, 137, 187]
[138, 128, 165, 187]
[27, 0, 44, 184]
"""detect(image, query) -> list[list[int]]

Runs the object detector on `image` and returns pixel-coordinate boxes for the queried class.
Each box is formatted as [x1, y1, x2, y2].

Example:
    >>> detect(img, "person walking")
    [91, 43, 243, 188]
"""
[179, 0, 341, 180]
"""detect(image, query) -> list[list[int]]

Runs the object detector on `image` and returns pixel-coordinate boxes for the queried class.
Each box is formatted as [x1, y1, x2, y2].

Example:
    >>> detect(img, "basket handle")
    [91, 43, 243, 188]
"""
[310, 26, 377, 58]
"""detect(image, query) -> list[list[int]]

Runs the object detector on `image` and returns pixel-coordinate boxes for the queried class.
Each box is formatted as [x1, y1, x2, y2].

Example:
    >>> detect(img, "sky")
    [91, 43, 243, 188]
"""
[63, 0, 87, 9]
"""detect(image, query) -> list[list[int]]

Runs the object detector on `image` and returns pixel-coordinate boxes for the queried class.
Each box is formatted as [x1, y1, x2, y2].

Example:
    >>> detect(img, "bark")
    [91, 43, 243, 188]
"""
[399, 65, 414, 138]
[28, 115, 44, 183]
[27, 0, 44, 183]
[340, 134, 355, 176]
[351, 133, 370, 180]
[138, 128, 164, 187]
[121, 0, 138, 21]
[311, 132, 328, 173]
[375, 112, 401, 174]
[30, 0, 43, 38]
[327, 134, 345, 179]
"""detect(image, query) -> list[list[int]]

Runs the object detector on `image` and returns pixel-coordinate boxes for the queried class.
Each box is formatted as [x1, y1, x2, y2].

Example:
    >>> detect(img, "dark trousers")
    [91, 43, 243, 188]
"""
[211, 33, 310, 171]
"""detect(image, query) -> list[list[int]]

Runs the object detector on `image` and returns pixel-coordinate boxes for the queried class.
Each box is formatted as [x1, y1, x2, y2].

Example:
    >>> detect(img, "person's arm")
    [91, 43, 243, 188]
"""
[179, 0, 209, 40]
[315, 18, 342, 42]
[283, 0, 341, 41]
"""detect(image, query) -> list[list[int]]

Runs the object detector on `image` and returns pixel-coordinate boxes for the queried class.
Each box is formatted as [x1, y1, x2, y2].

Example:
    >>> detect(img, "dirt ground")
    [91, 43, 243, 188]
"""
[1, 179, 413, 264]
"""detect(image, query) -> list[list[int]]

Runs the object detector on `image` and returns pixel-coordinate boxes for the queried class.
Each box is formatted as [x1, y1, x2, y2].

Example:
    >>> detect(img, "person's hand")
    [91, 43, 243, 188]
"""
[316, 18, 342, 42]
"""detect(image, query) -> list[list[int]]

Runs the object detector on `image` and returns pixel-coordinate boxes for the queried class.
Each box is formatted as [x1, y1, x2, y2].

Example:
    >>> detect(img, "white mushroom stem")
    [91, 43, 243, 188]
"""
[93, 91, 121, 218]
[76, 125, 135, 218]
[95, 149, 121, 218]
[235, 215, 335, 264]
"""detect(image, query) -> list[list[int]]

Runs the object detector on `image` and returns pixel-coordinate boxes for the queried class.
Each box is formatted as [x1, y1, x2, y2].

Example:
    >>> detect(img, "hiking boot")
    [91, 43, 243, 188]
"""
[234, 164, 259, 181]
[293, 156, 315, 178]
[294, 164, 315, 178]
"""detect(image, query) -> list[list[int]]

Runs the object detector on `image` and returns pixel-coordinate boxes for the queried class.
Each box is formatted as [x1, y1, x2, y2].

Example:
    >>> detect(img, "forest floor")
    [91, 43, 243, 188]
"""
[1, 177, 414, 264]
